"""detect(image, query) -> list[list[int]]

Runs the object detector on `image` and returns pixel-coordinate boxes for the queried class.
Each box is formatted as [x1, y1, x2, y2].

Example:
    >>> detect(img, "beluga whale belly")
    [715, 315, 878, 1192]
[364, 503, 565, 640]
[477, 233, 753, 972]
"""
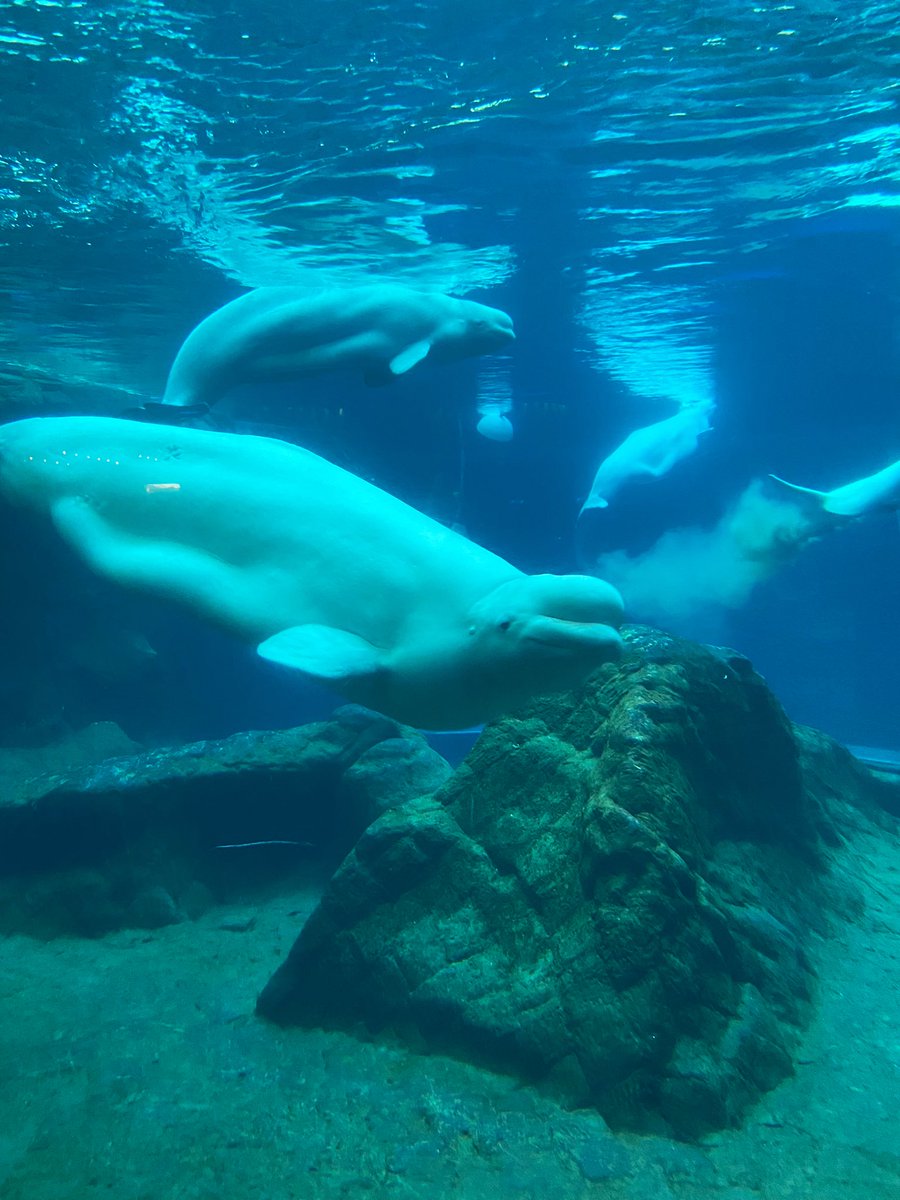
[157, 284, 515, 414]
[0, 416, 622, 730]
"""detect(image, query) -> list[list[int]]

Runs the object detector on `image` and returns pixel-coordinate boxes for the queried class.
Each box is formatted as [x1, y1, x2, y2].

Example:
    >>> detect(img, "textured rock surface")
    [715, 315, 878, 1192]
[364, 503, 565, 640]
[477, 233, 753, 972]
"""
[0, 705, 450, 936]
[257, 628, 890, 1138]
[0, 721, 141, 807]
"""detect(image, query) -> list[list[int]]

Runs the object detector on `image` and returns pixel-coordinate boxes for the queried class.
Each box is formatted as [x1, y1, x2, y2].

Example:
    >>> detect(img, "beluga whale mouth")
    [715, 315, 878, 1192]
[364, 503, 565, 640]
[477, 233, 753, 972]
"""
[523, 615, 623, 654]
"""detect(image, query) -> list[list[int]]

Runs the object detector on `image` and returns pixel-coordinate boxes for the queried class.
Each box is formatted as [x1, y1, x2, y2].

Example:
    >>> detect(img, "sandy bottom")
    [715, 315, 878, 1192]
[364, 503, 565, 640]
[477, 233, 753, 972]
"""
[1, 824, 899, 1200]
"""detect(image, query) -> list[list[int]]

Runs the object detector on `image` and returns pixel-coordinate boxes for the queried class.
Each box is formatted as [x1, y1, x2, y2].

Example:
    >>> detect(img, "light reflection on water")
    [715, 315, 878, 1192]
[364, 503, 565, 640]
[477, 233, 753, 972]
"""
[0, 1, 898, 405]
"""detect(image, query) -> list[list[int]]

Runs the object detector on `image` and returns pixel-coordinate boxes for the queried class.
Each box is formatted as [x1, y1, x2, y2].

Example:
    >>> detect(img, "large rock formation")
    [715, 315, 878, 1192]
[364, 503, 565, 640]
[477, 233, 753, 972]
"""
[257, 628, 893, 1138]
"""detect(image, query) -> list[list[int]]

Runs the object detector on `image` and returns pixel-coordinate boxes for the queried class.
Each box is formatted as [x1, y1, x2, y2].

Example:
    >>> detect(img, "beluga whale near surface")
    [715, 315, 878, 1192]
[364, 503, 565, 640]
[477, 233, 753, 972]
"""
[155, 284, 515, 415]
[0, 416, 622, 730]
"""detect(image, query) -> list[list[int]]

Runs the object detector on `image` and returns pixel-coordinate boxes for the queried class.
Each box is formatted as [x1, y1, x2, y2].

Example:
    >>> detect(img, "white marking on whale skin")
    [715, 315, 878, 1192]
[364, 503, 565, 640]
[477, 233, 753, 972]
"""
[160, 284, 516, 409]
[578, 401, 714, 517]
[0, 416, 622, 731]
[769, 456, 900, 519]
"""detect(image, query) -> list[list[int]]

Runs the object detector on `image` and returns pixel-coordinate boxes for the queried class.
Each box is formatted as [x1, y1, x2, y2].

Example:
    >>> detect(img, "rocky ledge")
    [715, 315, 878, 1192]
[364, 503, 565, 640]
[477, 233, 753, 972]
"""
[0, 705, 451, 937]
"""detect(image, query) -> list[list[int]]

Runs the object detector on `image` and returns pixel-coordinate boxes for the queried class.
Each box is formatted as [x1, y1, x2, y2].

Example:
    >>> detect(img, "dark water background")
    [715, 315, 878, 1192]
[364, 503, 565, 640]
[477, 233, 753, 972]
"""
[1, 0, 899, 749]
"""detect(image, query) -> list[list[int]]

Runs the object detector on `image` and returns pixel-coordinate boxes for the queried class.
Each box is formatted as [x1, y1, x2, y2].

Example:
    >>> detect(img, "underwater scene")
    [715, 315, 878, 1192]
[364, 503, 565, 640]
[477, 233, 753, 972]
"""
[1, 1, 899, 1197]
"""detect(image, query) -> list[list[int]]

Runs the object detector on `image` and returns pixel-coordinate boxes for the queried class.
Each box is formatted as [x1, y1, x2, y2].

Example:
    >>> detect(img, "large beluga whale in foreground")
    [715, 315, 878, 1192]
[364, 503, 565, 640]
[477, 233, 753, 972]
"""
[0, 417, 622, 730]
[770, 455, 900, 520]
[155, 284, 515, 415]
[579, 400, 714, 517]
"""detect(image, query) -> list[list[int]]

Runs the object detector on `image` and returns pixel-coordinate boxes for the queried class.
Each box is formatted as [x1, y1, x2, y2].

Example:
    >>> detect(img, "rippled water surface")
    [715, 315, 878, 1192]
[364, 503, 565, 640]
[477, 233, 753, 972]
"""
[2, 1, 899, 402]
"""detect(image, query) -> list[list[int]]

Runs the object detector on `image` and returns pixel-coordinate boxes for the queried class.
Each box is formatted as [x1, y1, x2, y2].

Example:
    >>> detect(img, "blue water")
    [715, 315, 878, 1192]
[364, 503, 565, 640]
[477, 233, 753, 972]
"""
[1, 0, 899, 747]
[4, 8, 900, 1198]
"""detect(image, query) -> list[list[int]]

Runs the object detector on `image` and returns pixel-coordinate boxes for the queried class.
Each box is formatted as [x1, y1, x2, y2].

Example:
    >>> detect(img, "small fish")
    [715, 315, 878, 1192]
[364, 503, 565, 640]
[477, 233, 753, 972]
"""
[214, 839, 314, 850]
[145, 482, 182, 494]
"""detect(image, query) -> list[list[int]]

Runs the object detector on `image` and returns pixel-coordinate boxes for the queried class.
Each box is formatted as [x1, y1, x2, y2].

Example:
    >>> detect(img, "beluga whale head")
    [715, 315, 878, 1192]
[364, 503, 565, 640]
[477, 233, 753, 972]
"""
[469, 573, 623, 661]
[431, 296, 516, 362]
[368, 572, 623, 731]
[398, 573, 624, 729]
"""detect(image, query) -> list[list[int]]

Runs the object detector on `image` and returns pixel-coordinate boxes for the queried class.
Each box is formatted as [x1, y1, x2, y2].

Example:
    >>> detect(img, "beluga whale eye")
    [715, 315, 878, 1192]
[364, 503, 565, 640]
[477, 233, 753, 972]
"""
[498, 618, 512, 632]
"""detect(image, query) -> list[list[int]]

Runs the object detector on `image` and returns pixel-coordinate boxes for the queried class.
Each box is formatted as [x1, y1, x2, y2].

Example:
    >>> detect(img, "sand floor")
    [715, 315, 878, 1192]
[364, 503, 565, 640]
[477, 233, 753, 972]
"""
[1, 820, 898, 1200]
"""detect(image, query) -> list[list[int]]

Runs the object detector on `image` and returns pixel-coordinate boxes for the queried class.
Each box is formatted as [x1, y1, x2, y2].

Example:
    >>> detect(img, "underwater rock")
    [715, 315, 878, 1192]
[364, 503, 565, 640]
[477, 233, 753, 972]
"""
[257, 627, 889, 1138]
[334, 736, 453, 829]
[0, 721, 140, 806]
[794, 722, 900, 821]
[0, 705, 450, 937]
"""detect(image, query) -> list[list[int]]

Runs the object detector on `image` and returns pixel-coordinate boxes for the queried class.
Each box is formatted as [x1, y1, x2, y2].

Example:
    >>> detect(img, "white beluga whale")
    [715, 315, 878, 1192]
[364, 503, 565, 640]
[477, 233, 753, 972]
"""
[475, 358, 515, 442]
[0, 417, 622, 730]
[476, 408, 514, 442]
[770, 455, 900, 519]
[578, 400, 714, 516]
[157, 284, 515, 413]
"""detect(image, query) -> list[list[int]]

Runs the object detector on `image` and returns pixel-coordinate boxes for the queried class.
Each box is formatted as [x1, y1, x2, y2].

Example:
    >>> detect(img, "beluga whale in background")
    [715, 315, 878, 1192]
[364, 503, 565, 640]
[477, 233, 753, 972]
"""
[0, 416, 622, 730]
[154, 284, 515, 415]
[770, 454, 900, 520]
[578, 400, 714, 517]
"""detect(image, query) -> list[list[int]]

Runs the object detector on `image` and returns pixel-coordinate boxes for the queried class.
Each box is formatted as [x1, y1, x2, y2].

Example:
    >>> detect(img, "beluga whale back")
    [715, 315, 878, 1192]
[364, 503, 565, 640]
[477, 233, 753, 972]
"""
[158, 284, 515, 414]
[0, 416, 622, 730]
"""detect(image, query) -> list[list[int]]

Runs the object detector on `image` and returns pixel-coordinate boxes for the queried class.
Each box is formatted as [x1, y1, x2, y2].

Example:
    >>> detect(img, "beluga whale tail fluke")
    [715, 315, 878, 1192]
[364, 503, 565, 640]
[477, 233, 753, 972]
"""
[0, 415, 620, 732]
[158, 283, 515, 413]
[769, 453, 900, 519]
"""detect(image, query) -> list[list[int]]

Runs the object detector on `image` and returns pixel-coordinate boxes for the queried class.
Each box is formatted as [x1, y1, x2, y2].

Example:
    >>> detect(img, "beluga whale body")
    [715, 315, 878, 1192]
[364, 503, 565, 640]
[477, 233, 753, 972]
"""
[579, 401, 714, 516]
[157, 284, 515, 414]
[770, 454, 900, 519]
[0, 416, 622, 730]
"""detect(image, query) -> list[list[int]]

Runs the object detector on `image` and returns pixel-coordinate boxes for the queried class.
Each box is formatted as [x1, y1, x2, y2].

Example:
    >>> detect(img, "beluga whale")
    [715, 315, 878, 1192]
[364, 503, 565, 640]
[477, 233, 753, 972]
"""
[579, 400, 714, 516]
[0, 416, 622, 730]
[155, 284, 515, 415]
[770, 454, 900, 520]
